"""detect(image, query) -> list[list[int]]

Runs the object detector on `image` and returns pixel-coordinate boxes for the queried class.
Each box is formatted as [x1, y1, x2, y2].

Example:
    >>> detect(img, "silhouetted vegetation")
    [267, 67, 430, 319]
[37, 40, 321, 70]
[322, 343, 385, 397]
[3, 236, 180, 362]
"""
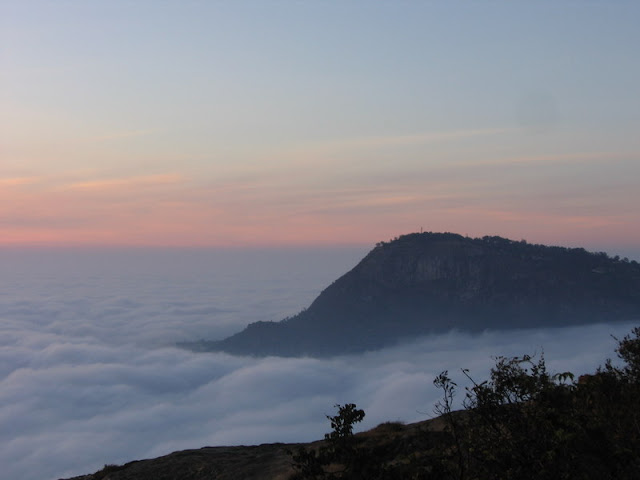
[290, 404, 369, 479]
[292, 327, 640, 479]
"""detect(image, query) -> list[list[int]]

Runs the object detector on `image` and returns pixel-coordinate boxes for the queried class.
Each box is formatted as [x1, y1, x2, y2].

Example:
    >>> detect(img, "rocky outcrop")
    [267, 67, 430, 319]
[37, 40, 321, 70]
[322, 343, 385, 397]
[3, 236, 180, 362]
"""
[194, 232, 640, 356]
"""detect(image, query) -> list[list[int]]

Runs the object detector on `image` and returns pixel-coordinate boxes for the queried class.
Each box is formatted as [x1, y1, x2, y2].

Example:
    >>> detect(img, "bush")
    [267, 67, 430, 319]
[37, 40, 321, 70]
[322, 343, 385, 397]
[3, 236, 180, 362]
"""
[290, 403, 367, 479]
[434, 327, 640, 479]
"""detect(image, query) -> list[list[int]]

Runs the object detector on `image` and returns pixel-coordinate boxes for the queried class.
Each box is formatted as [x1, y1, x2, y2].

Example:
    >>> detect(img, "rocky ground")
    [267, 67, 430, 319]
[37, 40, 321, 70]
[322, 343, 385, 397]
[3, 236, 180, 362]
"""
[60, 415, 451, 480]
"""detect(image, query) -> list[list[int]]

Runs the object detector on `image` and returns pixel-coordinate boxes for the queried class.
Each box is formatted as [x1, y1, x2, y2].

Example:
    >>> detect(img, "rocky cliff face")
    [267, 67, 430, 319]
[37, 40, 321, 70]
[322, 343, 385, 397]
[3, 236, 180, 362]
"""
[196, 233, 640, 356]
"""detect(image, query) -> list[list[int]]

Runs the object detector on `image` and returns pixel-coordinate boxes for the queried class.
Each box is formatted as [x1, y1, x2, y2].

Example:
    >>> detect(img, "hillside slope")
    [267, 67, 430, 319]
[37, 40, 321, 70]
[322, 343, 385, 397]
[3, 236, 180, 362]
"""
[62, 327, 640, 480]
[196, 233, 640, 356]
[59, 416, 451, 480]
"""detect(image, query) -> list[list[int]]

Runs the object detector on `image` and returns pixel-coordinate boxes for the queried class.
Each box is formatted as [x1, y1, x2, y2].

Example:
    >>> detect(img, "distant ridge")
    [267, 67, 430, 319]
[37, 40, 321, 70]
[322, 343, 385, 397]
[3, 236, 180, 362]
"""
[191, 233, 640, 356]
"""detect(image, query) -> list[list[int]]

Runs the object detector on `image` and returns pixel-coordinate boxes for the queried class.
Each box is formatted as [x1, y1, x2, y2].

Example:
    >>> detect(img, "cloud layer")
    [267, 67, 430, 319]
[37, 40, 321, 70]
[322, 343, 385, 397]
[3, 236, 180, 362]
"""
[0, 248, 635, 480]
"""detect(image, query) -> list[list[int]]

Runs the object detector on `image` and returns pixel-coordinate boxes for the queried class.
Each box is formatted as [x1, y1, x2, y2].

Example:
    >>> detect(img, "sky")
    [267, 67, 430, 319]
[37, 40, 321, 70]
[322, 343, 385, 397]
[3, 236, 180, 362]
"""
[2, 1, 640, 255]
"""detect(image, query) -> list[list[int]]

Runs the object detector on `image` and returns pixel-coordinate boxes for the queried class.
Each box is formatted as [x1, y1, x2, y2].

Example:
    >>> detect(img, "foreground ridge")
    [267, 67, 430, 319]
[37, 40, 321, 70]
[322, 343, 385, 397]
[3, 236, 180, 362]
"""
[62, 327, 640, 480]
[60, 416, 451, 480]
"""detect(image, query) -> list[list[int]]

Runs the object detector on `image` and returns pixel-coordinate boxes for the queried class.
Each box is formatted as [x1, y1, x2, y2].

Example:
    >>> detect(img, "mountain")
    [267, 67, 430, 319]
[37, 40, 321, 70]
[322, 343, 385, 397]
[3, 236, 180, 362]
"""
[192, 232, 640, 356]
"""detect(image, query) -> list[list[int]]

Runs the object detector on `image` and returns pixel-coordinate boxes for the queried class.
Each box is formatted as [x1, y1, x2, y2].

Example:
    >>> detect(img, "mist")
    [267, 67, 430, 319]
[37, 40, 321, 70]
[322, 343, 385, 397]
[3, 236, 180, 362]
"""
[0, 248, 635, 480]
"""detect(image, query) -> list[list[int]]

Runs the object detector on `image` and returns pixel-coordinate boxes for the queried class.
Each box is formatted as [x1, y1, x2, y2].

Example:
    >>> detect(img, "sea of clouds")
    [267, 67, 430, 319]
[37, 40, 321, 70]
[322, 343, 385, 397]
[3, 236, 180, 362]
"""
[0, 247, 637, 480]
